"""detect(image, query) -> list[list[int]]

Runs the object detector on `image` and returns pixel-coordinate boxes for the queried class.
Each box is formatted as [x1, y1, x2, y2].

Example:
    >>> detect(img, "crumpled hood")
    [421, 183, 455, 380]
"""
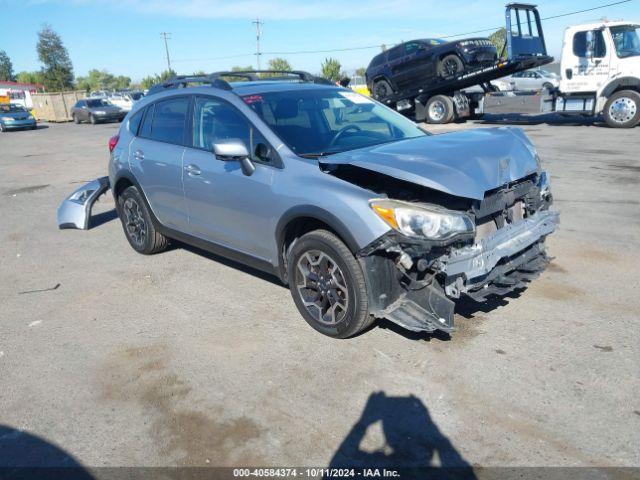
[323, 127, 540, 200]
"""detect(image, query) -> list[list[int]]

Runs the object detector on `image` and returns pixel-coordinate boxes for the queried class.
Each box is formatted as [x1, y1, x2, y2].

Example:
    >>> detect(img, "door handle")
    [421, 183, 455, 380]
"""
[185, 164, 202, 176]
[133, 149, 144, 160]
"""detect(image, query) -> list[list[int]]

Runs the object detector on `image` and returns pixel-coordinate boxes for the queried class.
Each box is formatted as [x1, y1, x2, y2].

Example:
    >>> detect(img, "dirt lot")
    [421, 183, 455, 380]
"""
[1, 116, 639, 471]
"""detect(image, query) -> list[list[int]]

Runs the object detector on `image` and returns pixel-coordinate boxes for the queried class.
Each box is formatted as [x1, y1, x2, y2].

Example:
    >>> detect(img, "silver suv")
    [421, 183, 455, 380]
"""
[58, 71, 558, 339]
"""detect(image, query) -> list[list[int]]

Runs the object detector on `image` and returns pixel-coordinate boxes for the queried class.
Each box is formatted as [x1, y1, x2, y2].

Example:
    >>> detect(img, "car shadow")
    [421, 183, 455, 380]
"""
[89, 208, 118, 228]
[0, 424, 93, 478]
[329, 392, 476, 479]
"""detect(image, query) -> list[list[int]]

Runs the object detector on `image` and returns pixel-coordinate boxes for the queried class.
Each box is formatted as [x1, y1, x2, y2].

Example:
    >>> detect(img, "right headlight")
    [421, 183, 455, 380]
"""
[370, 199, 475, 241]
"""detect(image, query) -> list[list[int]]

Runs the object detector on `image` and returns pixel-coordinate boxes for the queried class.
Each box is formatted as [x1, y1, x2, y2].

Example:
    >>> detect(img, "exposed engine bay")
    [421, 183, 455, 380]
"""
[323, 163, 558, 334]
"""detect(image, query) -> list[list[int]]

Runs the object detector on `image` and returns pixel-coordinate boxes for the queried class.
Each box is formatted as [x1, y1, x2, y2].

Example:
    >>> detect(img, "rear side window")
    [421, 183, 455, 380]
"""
[150, 97, 190, 145]
[369, 53, 387, 67]
[139, 104, 154, 138]
[128, 108, 144, 135]
[387, 46, 404, 61]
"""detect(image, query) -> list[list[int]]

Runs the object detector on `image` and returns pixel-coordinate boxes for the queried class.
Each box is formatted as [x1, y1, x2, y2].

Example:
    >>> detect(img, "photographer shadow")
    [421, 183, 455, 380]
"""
[329, 392, 475, 479]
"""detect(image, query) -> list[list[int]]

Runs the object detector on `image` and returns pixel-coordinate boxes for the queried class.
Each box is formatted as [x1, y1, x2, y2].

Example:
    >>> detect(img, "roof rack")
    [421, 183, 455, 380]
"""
[146, 70, 332, 96]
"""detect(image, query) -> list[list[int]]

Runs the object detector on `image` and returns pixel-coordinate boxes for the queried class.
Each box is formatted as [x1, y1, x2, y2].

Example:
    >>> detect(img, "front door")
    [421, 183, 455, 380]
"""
[182, 96, 276, 261]
[561, 29, 611, 93]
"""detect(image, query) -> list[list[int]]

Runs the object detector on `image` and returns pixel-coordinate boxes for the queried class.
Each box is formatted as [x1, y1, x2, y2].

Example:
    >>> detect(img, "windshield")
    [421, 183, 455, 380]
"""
[242, 89, 426, 156]
[0, 104, 26, 113]
[610, 25, 640, 58]
[86, 99, 109, 107]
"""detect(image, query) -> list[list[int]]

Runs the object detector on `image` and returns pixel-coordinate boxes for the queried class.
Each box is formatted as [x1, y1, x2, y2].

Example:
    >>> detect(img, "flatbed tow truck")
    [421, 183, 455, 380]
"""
[380, 3, 554, 124]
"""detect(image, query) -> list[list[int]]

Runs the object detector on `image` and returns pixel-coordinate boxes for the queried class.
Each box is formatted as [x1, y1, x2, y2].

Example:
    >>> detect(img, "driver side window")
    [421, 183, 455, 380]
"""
[192, 96, 274, 164]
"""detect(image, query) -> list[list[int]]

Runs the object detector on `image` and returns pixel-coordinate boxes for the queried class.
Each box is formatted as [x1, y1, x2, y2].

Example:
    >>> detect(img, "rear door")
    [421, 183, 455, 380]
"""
[182, 96, 276, 261]
[387, 45, 407, 88]
[128, 96, 190, 230]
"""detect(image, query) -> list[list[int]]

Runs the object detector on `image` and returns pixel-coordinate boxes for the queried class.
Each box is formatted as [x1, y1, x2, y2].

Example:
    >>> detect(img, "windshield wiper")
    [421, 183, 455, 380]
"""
[298, 152, 337, 159]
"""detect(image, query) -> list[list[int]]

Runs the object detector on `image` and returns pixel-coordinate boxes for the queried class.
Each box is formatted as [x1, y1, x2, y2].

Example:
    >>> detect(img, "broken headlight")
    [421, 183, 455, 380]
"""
[370, 199, 475, 240]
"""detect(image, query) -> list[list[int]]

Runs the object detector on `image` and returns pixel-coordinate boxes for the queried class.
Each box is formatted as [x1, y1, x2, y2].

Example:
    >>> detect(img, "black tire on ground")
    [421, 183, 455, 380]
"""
[425, 95, 455, 124]
[73, 114, 80, 124]
[372, 79, 393, 101]
[90, 114, 97, 125]
[287, 230, 372, 339]
[116, 186, 169, 255]
[603, 90, 640, 129]
[437, 54, 464, 79]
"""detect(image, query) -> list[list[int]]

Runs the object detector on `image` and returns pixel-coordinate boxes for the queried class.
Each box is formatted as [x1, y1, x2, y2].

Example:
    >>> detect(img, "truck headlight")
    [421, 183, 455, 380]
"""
[370, 199, 475, 240]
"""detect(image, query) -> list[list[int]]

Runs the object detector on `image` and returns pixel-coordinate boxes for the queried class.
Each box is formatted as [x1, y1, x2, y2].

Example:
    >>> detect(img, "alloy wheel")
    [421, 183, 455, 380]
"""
[443, 58, 460, 76]
[295, 250, 349, 325]
[123, 198, 147, 247]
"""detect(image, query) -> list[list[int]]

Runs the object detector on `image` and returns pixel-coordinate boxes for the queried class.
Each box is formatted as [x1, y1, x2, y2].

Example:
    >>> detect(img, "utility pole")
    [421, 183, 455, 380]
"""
[160, 32, 172, 71]
[252, 19, 263, 70]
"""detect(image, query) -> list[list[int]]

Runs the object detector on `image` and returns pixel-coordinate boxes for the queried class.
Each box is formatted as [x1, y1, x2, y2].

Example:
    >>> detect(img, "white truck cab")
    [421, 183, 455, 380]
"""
[555, 21, 640, 127]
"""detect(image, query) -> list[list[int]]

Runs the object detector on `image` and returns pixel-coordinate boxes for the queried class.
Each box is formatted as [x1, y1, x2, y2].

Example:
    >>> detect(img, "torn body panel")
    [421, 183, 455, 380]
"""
[57, 177, 110, 230]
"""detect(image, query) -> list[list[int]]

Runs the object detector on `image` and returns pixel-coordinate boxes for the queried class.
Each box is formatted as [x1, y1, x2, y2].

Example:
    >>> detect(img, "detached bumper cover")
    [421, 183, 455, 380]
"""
[57, 177, 110, 230]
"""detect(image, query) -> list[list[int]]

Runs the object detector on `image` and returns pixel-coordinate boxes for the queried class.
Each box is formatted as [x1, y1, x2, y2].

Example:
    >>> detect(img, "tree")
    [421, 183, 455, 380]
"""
[489, 28, 507, 59]
[16, 71, 44, 86]
[321, 57, 342, 83]
[75, 69, 131, 92]
[37, 25, 74, 91]
[140, 69, 176, 90]
[355, 67, 366, 77]
[267, 58, 291, 72]
[0, 50, 14, 81]
[231, 65, 253, 72]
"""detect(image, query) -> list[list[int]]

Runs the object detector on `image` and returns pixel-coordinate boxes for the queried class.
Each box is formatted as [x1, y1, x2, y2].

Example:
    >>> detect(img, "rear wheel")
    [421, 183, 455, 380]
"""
[438, 54, 464, 79]
[425, 95, 455, 124]
[372, 79, 393, 101]
[603, 90, 640, 128]
[116, 186, 169, 255]
[287, 230, 372, 339]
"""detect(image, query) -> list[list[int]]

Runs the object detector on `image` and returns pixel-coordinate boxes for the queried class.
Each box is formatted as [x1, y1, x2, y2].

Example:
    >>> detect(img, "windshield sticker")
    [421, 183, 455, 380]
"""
[242, 94, 263, 105]
[339, 91, 373, 104]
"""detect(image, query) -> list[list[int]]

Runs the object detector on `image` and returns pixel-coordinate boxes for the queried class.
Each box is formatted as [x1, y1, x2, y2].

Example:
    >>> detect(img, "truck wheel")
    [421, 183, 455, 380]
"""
[426, 95, 454, 124]
[116, 186, 169, 255]
[287, 230, 372, 339]
[604, 90, 640, 128]
[438, 54, 464, 79]
[372, 79, 393, 101]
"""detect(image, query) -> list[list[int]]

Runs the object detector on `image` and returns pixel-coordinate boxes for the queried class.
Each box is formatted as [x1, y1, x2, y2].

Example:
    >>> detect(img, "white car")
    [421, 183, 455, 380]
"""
[504, 69, 560, 91]
[108, 91, 144, 112]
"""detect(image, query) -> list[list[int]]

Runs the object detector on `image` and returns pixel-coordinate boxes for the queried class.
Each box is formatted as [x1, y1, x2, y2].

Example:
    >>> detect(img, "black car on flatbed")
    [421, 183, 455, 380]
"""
[366, 38, 498, 101]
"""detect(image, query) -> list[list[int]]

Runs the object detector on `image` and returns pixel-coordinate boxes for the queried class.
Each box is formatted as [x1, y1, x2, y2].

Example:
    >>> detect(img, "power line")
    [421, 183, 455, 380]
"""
[172, 0, 634, 63]
[160, 32, 172, 71]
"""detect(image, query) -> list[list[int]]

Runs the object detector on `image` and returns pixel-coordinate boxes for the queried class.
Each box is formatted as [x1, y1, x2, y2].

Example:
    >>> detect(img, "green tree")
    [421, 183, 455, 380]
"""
[489, 28, 507, 59]
[355, 67, 366, 77]
[37, 25, 74, 91]
[75, 69, 131, 92]
[320, 57, 342, 83]
[231, 65, 253, 72]
[267, 57, 291, 71]
[140, 69, 176, 90]
[16, 71, 44, 85]
[0, 50, 14, 81]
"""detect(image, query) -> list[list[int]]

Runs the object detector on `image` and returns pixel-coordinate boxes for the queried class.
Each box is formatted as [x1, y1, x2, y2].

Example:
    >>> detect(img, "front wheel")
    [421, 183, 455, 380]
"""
[603, 90, 640, 128]
[287, 230, 372, 339]
[90, 114, 97, 125]
[437, 54, 464, 79]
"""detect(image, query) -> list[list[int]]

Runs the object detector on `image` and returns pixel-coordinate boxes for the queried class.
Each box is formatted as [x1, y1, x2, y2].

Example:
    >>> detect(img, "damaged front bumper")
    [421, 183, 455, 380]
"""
[57, 176, 110, 230]
[359, 209, 559, 334]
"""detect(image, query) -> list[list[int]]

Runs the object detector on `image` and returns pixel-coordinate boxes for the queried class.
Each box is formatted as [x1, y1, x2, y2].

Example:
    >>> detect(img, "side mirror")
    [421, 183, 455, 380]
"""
[213, 140, 255, 176]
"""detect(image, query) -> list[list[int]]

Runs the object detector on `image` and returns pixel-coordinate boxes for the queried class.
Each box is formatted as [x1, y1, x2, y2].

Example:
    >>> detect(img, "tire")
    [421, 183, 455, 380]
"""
[73, 114, 80, 124]
[116, 186, 169, 255]
[542, 82, 553, 91]
[437, 54, 464, 79]
[0, 123, 5, 132]
[372, 79, 393, 101]
[90, 114, 97, 125]
[603, 90, 640, 128]
[287, 230, 372, 339]
[425, 95, 455, 124]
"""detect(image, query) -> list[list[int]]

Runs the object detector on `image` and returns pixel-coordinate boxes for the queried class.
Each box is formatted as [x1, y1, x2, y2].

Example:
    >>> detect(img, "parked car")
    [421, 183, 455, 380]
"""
[0, 104, 37, 132]
[108, 91, 144, 111]
[59, 72, 558, 339]
[366, 38, 498, 100]
[89, 90, 110, 99]
[71, 99, 126, 124]
[504, 69, 560, 91]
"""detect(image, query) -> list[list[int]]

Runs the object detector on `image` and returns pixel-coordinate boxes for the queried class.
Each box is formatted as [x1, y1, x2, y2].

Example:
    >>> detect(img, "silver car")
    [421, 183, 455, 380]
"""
[58, 72, 558, 338]
[505, 69, 560, 91]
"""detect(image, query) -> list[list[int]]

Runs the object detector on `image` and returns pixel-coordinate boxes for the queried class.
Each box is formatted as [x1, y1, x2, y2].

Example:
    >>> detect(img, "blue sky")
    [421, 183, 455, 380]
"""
[1, 0, 638, 81]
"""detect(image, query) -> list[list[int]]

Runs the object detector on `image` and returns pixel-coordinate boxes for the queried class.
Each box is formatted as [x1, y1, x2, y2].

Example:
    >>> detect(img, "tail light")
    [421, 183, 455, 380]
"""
[108, 134, 119, 152]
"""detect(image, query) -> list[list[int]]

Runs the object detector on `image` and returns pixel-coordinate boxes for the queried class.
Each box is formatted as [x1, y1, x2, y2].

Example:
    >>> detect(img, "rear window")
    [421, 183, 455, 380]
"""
[149, 97, 190, 145]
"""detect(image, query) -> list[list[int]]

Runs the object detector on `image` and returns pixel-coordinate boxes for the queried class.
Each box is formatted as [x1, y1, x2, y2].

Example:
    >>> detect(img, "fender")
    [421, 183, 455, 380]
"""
[597, 76, 640, 111]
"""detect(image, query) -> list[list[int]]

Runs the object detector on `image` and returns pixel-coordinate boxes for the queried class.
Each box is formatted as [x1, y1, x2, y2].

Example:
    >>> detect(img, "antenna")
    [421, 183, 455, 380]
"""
[252, 19, 263, 70]
[160, 32, 172, 71]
